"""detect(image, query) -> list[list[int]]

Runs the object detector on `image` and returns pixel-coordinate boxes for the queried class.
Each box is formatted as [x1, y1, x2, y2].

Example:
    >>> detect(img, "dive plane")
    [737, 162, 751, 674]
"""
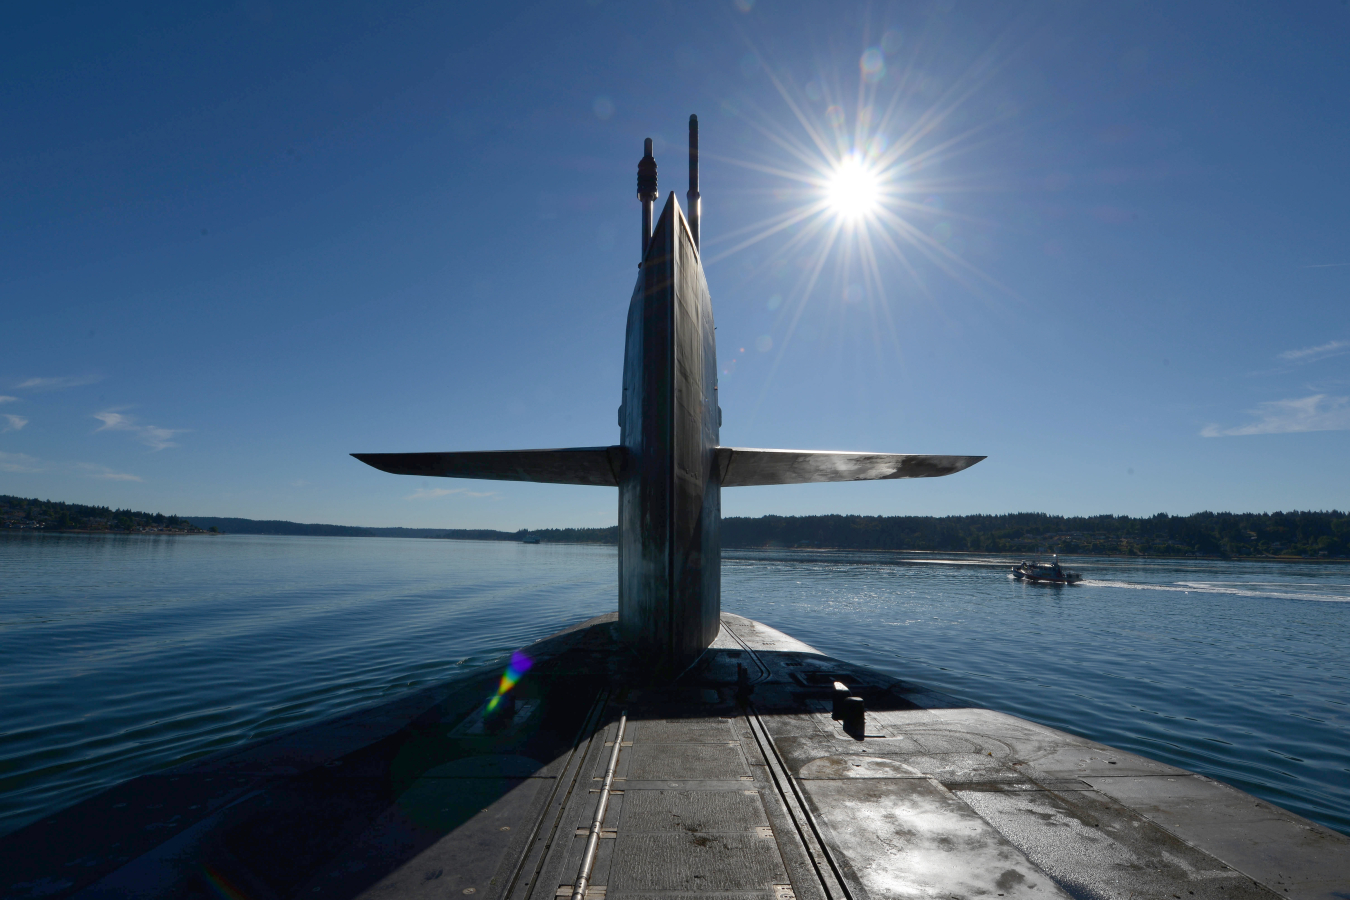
[355, 116, 984, 675]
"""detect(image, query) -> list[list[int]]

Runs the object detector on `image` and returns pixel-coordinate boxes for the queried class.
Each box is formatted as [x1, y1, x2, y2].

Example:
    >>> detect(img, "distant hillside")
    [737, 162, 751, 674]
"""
[8, 495, 1345, 558]
[184, 517, 501, 539]
[185, 510, 1350, 558]
[720, 511, 1350, 559]
[184, 517, 618, 544]
[1, 494, 204, 534]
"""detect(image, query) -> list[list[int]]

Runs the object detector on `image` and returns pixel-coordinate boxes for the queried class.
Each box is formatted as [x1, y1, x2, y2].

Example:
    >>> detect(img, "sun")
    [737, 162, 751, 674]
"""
[699, 38, 1014, 351]
[825, 154, 881, 222]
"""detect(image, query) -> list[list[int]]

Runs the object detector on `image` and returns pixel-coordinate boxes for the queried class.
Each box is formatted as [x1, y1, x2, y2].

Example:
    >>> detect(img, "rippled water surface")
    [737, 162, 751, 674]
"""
[1, 533, 1347, 838]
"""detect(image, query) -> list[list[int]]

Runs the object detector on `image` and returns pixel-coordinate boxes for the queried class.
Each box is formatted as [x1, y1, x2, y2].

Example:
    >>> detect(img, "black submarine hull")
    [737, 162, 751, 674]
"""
[3, 614, 1345, 900]
[352, 120, 983, 677]
[20, 122, 1335, 899]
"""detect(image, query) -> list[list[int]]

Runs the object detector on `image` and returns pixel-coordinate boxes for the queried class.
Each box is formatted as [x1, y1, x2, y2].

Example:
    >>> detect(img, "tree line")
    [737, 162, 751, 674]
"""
[8, 494, 1345, 558]
[1, 495, 206, 533]
[482, 511, 1350, 559]
[718, 511, 1349, 559]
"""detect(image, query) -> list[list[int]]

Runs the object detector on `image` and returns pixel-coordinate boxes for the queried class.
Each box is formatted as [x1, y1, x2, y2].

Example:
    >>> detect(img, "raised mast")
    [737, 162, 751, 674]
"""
[637, 137, 657, 259]
[687, 115, 700, 251]
[352, 115, 984, 676]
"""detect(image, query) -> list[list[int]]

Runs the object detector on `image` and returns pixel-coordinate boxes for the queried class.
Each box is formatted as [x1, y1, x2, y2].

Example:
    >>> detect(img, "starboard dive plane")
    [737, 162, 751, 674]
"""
[354, 116, 984, 677]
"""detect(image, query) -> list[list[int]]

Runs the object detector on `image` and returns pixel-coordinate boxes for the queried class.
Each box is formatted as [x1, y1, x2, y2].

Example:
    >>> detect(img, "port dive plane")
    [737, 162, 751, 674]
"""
[354, 119, 983, 676]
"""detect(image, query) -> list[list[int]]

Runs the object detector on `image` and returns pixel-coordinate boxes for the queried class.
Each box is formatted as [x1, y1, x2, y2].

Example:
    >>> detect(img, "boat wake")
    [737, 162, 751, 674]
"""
[1080, 579, 1350, 603]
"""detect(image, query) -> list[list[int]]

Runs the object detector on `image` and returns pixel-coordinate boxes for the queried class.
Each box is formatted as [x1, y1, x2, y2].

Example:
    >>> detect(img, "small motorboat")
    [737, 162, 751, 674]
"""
[1011, 556, 1082, 584]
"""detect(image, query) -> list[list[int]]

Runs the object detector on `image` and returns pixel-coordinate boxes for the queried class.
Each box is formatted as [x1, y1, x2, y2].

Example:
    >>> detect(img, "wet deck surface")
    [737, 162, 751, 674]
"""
[3, 614, 1347, 900]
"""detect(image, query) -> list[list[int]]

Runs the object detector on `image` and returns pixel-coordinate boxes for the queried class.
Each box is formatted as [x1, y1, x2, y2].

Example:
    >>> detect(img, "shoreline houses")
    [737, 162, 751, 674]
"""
[0, 495, 208, 534]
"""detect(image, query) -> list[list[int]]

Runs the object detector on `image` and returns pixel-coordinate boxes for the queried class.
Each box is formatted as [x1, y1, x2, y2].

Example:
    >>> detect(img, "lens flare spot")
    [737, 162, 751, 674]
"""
[485, 650, 533, 715]
[825, 105, 845, 128]
[202, 865, 250, 900]
[826, 155, 881, 221]
[756, 335, 773, 352]
[860, 48, 885, 82]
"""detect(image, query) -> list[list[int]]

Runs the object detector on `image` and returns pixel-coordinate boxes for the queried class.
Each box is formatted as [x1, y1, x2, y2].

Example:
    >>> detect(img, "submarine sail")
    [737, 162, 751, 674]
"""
[353, 116, 984, 675]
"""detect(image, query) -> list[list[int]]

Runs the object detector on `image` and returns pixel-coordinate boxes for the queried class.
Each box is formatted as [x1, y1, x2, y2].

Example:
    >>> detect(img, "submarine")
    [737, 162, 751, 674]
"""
[2, 117, 1346, 900]
[352, 119, 984, 680]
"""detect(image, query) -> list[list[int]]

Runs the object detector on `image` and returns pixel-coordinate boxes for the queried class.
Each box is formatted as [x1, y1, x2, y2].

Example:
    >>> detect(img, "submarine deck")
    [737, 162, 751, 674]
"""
[3, 613, 1347, 900]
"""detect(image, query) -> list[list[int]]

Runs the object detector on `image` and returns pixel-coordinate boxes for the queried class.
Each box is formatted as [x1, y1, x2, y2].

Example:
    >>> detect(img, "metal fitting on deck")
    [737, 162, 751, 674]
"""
[840, 696, 866, 737]
[735, 663, 754, 703]
[831, 681, 850, 719]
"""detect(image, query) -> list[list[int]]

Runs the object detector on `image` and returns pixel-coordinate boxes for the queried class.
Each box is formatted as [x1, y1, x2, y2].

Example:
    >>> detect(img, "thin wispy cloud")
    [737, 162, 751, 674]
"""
[0, 450, 142, 479]
[76, 462, 143, 482]
[1277, 340, 1350, 365]
[405, 486, 496, 500]
[3, 415, 28, 431]
[93, 410, 185, 450]
[0, 450, 43, 472]
[1202, 393, 1350, 437]
[0, 396, 17, 404]
[16, 375, 101, 391]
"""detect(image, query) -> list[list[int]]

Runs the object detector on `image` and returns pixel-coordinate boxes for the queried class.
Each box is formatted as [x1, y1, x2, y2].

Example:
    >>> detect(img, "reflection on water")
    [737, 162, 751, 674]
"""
[0, 534, 1346, 838]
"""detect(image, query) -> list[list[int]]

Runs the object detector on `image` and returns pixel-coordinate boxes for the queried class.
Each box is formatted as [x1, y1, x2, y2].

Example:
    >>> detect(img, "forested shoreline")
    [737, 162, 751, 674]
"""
[6, 494, 1345, 558]
[1, 495, 208, 534]
[720, 511, 1349, 559]
[511, 511, 1350, 559]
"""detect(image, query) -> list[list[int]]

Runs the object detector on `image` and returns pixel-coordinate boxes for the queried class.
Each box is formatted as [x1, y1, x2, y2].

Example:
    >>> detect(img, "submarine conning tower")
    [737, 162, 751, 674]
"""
[618, 121, 720, 671]
[351, 114, 985, 678]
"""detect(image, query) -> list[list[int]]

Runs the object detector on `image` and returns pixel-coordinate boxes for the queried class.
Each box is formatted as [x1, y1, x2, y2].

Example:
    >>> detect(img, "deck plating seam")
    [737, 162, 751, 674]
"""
[504, 688, 610, 900]
[570, 711, 627, 900]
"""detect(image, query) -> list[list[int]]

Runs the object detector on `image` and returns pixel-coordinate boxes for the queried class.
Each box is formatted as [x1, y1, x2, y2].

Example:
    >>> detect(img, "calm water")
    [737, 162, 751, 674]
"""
[1, 534, 1347, 840]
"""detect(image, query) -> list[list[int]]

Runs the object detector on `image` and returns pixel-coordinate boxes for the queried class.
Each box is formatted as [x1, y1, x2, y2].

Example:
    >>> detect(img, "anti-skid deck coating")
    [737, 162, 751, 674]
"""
[3, 614, 1346, 900]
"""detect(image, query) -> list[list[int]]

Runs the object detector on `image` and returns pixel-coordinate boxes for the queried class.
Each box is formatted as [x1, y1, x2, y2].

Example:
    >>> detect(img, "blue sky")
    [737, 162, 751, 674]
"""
[2, 1, 1347, 529]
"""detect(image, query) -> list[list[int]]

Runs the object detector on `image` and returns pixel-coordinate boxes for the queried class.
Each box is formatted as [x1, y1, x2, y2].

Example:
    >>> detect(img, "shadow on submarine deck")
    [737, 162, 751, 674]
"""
[3, 614, 1348, 900]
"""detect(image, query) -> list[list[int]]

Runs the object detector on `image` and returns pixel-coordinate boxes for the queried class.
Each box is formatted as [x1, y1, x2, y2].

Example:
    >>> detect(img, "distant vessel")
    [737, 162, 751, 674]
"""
[1012, 555, 1083, 584]
[521, 535, 541, 544]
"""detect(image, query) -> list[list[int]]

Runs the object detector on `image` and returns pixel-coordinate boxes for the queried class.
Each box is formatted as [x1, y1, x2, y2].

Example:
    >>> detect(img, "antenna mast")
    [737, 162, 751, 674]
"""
[687, 115, 700, 251]
[637, 138, 657, 260]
